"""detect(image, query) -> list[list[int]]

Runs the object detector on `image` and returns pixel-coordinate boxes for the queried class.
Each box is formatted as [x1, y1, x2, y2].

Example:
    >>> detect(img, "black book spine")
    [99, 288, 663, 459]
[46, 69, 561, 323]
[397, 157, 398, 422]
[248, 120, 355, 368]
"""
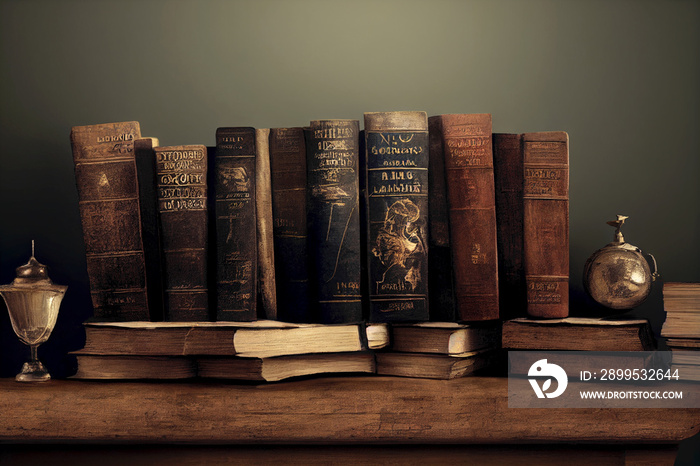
[134, 137, 165, 321]
[306, 120, 363, 324]
[270, 127, 311, 322]
[364, 112, 430, 322]
[214, 128, 257, 321]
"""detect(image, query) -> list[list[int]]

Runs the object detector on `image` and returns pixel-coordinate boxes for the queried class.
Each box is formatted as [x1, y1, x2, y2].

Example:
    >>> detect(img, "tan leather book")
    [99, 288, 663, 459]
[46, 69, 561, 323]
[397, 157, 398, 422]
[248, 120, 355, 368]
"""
[155, 144, 209, 321]
[429, 114, 499, 321]
[365, 111, 430, 322]
[70, 121, 151, 321]
[522, 132, 569, 318]
[255, 128, 277, 320]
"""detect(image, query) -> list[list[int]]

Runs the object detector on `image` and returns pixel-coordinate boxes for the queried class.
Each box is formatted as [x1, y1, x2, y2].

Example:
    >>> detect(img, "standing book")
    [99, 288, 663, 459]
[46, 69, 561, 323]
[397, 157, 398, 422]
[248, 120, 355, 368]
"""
[522, 132, 569, 318]
[429, 114, 498, 322]
[155, 144, 209, 321]
[364, 112, 430, 322]
[306, 120, 363, 324]
[269, 127, 311, 322]
[70, 121, 152, 321]
[214, 128, 258, 321]
[428, 116, 455, 321]
[255, 128, 277, 319]
[134, 137, 165, 321]
[493, 133, 526, 320]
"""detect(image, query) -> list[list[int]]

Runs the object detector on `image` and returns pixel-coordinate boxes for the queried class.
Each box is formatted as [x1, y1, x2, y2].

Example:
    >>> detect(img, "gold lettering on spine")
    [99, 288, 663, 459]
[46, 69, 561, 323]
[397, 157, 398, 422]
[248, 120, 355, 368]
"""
[158, 148, 206, 212]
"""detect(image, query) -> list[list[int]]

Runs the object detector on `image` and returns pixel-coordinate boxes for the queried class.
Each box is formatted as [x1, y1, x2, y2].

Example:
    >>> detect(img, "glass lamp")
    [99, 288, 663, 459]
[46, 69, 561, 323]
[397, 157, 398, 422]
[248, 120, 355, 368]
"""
[0, 241, 67, 382]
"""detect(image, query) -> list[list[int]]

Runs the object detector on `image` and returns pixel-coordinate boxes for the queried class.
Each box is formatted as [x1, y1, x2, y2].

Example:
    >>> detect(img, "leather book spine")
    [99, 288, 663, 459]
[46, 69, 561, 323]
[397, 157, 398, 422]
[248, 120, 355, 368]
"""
[255, 128, 277, 320]
[214, 128, 257, 321]
[306, 120, 363, 324]
[522, 132, 569, 318]
[428, 117, 456, 322]
[365, 111, 430, 322]
[269, 127, 311, 323]
[70, 121, 150, 321]
[493, 133, 526, 320]
[134, 137, 165, 321]
[155, 144, 209, 321]
[435, 113, 499, 321]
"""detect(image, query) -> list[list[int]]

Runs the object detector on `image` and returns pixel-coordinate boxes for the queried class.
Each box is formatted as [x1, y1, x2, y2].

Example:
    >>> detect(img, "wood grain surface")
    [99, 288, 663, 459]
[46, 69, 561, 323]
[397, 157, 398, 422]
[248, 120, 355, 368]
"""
[1, 376, 698, 444]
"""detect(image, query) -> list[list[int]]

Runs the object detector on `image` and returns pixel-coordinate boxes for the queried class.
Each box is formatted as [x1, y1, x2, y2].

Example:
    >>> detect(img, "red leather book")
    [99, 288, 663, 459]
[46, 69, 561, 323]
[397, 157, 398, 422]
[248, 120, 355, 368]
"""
[429, 114, 498, 321]
[522, 132, 569, 318]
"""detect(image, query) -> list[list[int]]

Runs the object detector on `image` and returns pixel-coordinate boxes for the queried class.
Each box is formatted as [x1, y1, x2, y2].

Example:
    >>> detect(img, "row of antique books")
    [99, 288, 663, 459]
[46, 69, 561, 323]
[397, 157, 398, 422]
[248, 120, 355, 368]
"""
[71, 317, 654, 381]
[70, 112, 569, 325]
[661, 282, 700, 381]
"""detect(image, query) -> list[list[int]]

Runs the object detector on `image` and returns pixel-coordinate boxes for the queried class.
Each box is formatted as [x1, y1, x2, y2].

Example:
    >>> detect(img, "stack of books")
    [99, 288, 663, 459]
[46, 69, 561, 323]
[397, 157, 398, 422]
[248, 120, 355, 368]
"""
[375, 322, 501, 379]
[72, 321, 388, 382]
[661, 282, 700, 380]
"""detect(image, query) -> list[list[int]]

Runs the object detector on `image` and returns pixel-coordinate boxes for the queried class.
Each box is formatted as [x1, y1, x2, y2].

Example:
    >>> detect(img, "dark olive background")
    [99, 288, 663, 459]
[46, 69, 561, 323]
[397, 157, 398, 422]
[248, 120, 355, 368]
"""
[1, 0, 698, 461]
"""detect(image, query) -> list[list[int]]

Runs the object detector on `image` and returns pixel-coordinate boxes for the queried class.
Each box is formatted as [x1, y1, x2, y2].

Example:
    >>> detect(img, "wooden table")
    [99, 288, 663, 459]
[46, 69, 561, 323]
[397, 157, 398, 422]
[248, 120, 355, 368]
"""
[1, 376, 699, 464]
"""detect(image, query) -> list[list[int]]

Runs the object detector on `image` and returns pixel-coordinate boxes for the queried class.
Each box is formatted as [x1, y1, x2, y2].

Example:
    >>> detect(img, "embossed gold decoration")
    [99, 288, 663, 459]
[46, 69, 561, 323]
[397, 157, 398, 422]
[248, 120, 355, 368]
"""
[583, 216, 658, 310]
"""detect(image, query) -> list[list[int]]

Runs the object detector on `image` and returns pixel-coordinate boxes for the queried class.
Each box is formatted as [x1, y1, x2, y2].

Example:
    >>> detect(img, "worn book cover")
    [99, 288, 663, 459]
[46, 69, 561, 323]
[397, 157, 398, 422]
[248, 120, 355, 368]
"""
[306, 120, 363, 323]
[522, 132, 569, 318]
[155, 144, 209, 321]
[365, 111, 429, 322]
[71, 121, 152, 321]
[255, 128, 277, 320]
[270, 127, 311, 322]
[214, 128, 257, 321]
[429, 114, 498, 322]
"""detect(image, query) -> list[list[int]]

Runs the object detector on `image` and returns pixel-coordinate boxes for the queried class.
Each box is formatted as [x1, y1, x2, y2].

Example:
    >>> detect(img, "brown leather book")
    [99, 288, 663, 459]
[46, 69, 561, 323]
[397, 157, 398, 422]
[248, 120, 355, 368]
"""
[306, 120, 363, 324]
[214, 128, 257, 321]
[70, 121, 151, 321]
[255, 128, 277, 320]
[493, 133, 526, 320]
[365, 111, 430, 322]
[429, 114, 499, 321]
[522, 132, 569, 318]
[155, 144, 209, 321]
[502, 318, 654, 351]
[269, 127, 311, 323]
